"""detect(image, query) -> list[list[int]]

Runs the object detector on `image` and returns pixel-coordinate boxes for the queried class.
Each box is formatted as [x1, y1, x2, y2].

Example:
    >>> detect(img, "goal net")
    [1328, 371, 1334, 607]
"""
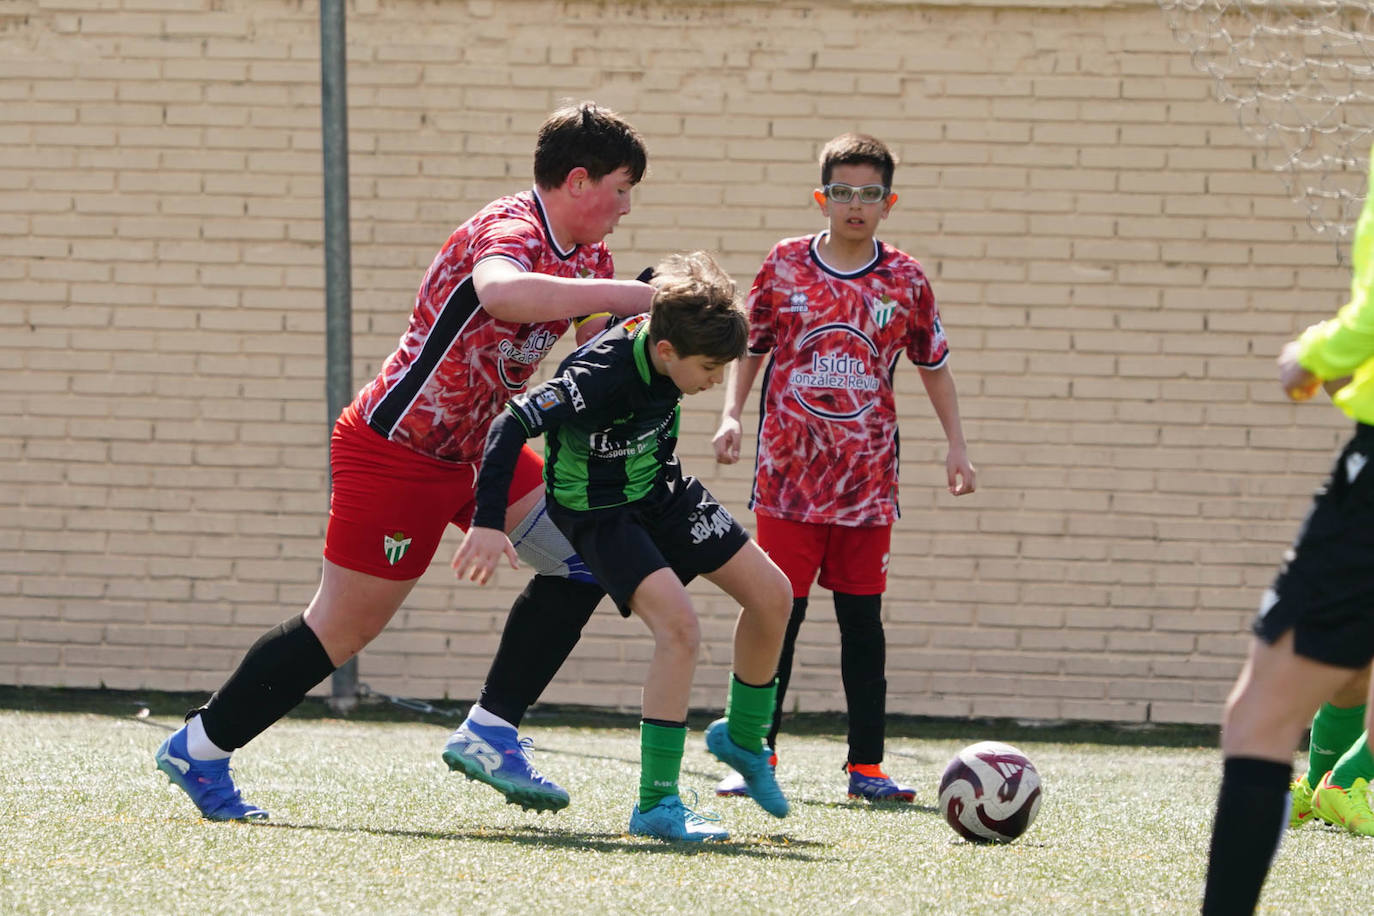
[1158, 0, 1374, 241]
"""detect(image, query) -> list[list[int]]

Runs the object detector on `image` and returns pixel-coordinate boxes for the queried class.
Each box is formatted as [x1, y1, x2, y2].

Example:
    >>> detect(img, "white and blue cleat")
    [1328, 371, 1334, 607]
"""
[442, 718, 570, 813]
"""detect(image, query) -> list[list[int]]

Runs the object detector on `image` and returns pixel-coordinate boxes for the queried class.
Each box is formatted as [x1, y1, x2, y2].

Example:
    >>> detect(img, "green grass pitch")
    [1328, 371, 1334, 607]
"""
[0, 688, 1363, 914]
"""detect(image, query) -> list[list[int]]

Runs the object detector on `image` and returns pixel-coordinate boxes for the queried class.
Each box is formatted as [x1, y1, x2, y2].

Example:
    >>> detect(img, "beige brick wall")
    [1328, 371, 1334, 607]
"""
[1, 0, 1358, 724]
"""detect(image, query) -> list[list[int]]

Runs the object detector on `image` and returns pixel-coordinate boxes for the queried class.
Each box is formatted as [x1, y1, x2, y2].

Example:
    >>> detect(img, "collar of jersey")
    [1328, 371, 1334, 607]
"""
[810, 232, 880, 279]
[631, 321, 654, 386]
[529, 187, 577, 260]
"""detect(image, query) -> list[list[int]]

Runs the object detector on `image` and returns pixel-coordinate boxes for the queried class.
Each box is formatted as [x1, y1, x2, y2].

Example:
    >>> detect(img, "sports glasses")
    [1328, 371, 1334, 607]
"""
[822, 183, 890, 204]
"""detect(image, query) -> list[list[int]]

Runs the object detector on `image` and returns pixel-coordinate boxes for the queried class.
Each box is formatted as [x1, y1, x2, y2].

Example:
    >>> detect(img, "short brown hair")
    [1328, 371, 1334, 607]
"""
[533, 101, 648, 190]
[647, 251, 747, 363]
[819, 133, 896, 188]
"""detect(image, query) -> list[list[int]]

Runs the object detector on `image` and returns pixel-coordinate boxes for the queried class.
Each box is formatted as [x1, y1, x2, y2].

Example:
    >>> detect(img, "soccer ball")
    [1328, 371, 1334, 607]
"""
[938, 740, 1042, 843]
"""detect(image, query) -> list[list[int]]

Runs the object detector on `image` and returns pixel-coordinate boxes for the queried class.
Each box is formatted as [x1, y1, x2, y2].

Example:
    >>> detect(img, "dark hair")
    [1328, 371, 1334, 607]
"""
[819, 133, 896, 188]
[533, 101, 648, 190]
[647, 251, 747, 362]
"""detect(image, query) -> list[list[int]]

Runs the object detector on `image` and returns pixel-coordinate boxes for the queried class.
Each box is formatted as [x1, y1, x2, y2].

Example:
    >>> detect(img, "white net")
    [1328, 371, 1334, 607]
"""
[1158, 0, 1374, 241]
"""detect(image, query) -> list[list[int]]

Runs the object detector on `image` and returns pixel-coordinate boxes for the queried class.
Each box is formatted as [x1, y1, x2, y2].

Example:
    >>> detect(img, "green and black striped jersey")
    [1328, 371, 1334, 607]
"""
[474, 315, 683, 521]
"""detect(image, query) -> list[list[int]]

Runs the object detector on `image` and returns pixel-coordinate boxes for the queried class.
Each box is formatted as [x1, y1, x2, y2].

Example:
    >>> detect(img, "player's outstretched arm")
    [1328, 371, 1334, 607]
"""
[713, 352, 766, 464]
[918, 363, 976, 496]
[473, 258, 653, 324]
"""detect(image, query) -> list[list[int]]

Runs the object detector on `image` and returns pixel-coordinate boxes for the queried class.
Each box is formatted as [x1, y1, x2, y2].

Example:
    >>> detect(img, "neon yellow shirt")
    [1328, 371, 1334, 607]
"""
[1296, 152, 1374, 424]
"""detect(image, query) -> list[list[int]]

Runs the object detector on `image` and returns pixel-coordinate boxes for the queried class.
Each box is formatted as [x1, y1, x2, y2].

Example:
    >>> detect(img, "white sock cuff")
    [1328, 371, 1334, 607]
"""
[185, 714, 232, 761]
[467, 704, 516, 731]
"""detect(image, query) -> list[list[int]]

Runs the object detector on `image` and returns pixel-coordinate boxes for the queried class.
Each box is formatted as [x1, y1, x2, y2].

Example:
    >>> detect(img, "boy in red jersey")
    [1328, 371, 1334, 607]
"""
[154, 102, 652, 821]
[712, 133, 976, 802]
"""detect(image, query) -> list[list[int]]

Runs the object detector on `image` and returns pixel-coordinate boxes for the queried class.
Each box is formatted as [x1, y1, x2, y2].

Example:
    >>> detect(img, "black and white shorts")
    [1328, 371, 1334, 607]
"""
[548, 475, 750, 616]
[1253, 424, 1374, 669]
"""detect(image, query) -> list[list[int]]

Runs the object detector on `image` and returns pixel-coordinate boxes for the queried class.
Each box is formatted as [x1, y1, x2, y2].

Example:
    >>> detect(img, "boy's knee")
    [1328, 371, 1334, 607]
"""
[651, 608, 701, 655]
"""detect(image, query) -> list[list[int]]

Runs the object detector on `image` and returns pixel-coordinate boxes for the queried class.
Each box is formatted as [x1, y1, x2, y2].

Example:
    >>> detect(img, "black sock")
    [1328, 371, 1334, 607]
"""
[1202, 756, 1292, 915]
[766, 597, 808, 751]
[834, 592, 885, 765]
[476, 575, 604, 726]
[194, 613, 336, 752]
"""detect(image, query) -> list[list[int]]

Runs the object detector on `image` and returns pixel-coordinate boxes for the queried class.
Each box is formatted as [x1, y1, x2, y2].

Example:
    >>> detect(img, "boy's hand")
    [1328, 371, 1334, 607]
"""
[713, 416, 742, 464]
[947, 446, 976, 496]
[1277, 340, 1321, 401]
[450, 526, 519, 585]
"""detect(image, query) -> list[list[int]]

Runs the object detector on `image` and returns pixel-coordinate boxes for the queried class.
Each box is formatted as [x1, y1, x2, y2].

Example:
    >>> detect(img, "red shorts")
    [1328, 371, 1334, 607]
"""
[754, 513, 892, 598]
[324, 405, 545, 580]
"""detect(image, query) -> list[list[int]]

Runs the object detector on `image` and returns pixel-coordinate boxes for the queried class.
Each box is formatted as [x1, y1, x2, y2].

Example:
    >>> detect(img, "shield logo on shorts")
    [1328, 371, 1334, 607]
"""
[383, 531, 411, 565]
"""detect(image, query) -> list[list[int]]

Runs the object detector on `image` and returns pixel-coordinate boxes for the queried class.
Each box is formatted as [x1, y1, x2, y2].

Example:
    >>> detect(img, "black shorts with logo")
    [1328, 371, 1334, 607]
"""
[1253, 423, 1374, 669]
[547, 474, 750, 616]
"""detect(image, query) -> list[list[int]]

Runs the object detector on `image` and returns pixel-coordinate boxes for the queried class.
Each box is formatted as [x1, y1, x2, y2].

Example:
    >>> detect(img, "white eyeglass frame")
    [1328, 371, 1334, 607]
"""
[822, 182, 890, 204]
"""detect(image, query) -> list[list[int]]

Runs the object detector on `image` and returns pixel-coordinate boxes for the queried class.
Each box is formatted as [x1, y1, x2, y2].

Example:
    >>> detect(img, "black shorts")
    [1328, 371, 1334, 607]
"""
[547, 475, 750, 616]
[1253, 424, 1374, 669]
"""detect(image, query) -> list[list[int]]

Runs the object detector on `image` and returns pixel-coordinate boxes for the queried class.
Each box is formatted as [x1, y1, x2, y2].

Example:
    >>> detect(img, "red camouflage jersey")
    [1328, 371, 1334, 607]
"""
[353, 190, 614, 463]
[747, 233, 948, 526]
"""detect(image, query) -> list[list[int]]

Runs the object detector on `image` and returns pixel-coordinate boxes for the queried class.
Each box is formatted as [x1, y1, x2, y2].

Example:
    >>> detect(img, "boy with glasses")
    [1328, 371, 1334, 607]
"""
[711, 132, 976, 802]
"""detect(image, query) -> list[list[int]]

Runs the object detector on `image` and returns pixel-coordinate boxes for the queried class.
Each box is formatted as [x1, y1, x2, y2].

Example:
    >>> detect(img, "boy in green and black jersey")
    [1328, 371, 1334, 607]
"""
[454, 251, 794, 842]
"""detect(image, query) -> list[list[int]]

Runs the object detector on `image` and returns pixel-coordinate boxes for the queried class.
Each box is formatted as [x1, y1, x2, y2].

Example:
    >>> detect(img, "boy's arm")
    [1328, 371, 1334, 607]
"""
[473, 258, 654, 324]
[713, 352, 767, 464]
[917, 363, 976, 496]
[450, 411, 528, 585]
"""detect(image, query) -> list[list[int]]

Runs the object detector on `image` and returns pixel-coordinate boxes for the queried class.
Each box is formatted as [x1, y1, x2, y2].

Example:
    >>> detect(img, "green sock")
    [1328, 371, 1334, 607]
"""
[725, 674, 778, 754]
[1307, 702, 1366, 782]
[1330, 731, 1374, 789]
[638, 721, 685, 812]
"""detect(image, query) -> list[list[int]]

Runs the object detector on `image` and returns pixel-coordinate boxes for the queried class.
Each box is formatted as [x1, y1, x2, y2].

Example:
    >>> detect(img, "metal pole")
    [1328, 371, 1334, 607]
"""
[320, 0, 357, 713]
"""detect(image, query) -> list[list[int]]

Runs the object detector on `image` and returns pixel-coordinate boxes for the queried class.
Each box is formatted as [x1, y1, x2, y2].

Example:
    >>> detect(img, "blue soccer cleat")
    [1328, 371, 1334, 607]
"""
[155, 728, 268, 821]
[704, 718, 788, 818]
[442, 719, 569, 813]
[847, 763, 917, 802]
[715, 753, 778, 798]
[628, 794, 729, 842]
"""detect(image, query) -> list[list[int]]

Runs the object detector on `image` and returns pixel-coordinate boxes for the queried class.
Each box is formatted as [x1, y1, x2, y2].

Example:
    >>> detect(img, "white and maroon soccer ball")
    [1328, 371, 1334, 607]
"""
[937, 740, 1042, 843]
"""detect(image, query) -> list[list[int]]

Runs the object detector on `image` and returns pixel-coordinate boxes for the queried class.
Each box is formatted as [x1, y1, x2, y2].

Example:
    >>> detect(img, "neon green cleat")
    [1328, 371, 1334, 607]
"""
[1312, 772, 1374, 836]
[1289, 773, 1315, 828]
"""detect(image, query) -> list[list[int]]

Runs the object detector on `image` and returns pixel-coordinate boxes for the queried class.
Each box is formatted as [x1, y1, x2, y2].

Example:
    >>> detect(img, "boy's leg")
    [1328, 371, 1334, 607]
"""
[473, 575, 604, 726]
[1302, 664, 1369, 777]
[623, 569, 727, 841]
[1290, 667, 1369, 827]
[834, 591, 886, 766]
[1203, 631, 1356, 915]
[767, 597, 808, 751]
[629, 567, 702, 722]
[833, 590, 916, 802]
[701, 539, 793, 818]
[159, 560, 414, 821]
[443, 477, 603, 813]
[750, 514, 824, 755]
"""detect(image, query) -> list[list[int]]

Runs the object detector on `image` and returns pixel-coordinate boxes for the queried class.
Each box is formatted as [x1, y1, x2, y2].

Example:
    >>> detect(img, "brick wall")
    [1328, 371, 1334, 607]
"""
[1, 0, 1356, 724]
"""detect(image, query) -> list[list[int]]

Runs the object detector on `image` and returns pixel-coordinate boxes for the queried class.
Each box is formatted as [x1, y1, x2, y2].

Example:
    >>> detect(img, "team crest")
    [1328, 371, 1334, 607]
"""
[383, 531, 412, 565]
[871, 294, 896, 328]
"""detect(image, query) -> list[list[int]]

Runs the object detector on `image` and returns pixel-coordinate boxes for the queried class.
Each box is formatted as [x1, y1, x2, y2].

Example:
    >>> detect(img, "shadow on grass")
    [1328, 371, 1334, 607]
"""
[245, 817, 834, 861]
[0, 685, 1220, 749]
[796, 796, 942, 817]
